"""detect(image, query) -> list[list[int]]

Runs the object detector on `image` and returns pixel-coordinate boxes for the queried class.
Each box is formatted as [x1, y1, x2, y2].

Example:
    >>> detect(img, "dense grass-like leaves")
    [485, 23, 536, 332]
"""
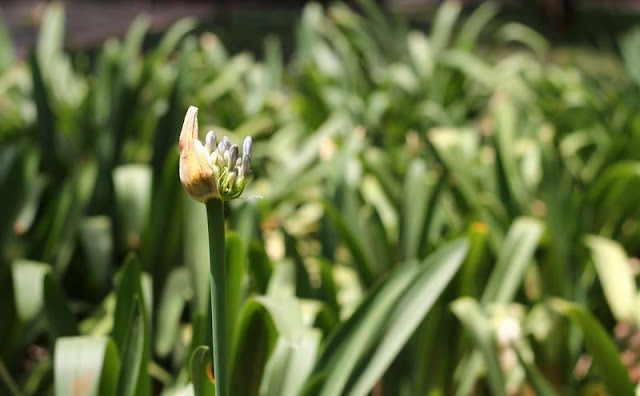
[3, 1, 640, 394]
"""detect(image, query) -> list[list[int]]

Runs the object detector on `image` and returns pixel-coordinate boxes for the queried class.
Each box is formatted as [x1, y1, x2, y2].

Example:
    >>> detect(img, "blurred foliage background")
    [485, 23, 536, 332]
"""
[4, 0, 640, 395]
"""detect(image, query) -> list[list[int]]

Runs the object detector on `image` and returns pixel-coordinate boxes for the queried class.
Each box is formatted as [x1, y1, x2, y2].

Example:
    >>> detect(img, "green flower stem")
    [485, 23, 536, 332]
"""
[205, 198, 228, 396]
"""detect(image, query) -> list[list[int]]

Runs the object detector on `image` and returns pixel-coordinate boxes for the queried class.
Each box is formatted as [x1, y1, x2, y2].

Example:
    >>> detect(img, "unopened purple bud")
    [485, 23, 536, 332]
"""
[205, 131, 216, 153]
[228, 144, 238, 168]
[243, 136, 253, 158]
[241, 154, 251, 175]
[224, 151, 231, 169]
[218, 136, 231, 154]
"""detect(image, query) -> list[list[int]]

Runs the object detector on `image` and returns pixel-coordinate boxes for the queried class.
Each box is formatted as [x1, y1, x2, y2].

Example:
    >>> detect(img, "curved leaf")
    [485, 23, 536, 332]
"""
[116, 297, 147, 396]
[55, 336, 121, 396]
[313, 264, 420, 396]
[586, 235, 637, 322]
[550, 299, 634, 396]
[347, 239, 469, 396]
[452, 297, 507, 396]
[482, 217, 543, 304]
[44, 272, 79, 338]
[190, 346, 215, 396]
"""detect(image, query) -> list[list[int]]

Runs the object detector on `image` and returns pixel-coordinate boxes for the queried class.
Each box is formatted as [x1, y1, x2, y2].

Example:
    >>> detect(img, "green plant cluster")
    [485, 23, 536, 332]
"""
[3, 1, 640, 395]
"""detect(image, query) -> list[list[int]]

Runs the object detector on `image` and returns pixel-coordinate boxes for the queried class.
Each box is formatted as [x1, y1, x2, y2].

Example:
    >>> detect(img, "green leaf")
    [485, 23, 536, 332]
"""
[347, 239, 469, 396]
[0, 145, 39, 253]
[152, 17, 196, 63]
[200, 53, 253, 102]
[407, 31, 433, 81]
[586, 235, 637, 322]
[459, 222, 489, 297]
[497, 23, 549, 58]
[116, 297, 148, 396]
[36, 3, 65, 73]
[12, 259, 49, 323]
[482, 217, 543, 304]
[260, 329, 321, 396]
[322, 200, 375, 286]
[230, 296, 307, 395]
[12, 174, 46, 238]
[455, 1, 499, 51]
[267, 260, 296, 299]
[79, 216, 114, 294]
[0, 266, 17, 356]
[55, 336, 121, 396]
[430, 0, 461, 57]
[550, 299, 635, 396]
[120, 15, 149, 86]
[110, 254, 150, 396]
[514, 345, 557, 396]
[155, 267, 190, 357]
[184, 194, 211, 317]
[113, 165, 152, 251]
[143, 135, 184, 288]
[247, 239, 273, 295]
[226, 232, 247, 339]
[190, 346, 215, 396]
[42, 160, 98, 275]
[621, 28, 640, 86]
[442, 50, 496, 88]
[313, 264, 420, 396]
[0, 359, 20, 396]
[150, 41, 192, 175]
[264, 35, 283, 88]
[401, 159, 444, 260]
[112, 254, 144, 352]
[316, 257, 340, 313]
[44, 272, 79, 338]
[29, 50, 57, 173]
[0, 12, 15, 72]
[284, 231, 313, 298]
[492, 98, 528, 215]
[451, 298, 507, 396]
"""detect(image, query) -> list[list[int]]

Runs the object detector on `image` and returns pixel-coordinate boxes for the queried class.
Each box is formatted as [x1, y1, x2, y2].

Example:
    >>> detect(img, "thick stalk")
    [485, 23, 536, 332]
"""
[205, 198, 228, 396]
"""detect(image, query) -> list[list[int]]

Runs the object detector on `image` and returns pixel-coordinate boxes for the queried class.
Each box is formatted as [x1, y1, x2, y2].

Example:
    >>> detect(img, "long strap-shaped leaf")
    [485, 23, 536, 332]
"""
[482, 217, 543, 305]
[456, 217, 543, 395]
[586, 235, 637, 323]
[550, 299, 635, 396]
[451, 298, 507, 396]
[311, 239, 468, 396]
[347, 239, 469, 396]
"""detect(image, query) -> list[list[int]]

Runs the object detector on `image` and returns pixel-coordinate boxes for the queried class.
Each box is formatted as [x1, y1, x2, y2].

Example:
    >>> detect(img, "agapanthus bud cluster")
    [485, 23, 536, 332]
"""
[179, 106, 253, 202]
[204, 131, 253, 200]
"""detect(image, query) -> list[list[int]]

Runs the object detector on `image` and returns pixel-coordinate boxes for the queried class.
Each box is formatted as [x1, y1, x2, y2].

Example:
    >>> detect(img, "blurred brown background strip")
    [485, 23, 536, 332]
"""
[2, 0, 640, 57]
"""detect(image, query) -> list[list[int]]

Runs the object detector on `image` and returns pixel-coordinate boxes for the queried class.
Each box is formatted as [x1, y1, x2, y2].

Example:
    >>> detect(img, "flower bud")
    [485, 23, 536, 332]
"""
[241, 154, 251, 176]
[243, 136, 253, 159]
[179, 106, 253, 202]
[228, 145, 238, 168]
[205, 131, 216, 153]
